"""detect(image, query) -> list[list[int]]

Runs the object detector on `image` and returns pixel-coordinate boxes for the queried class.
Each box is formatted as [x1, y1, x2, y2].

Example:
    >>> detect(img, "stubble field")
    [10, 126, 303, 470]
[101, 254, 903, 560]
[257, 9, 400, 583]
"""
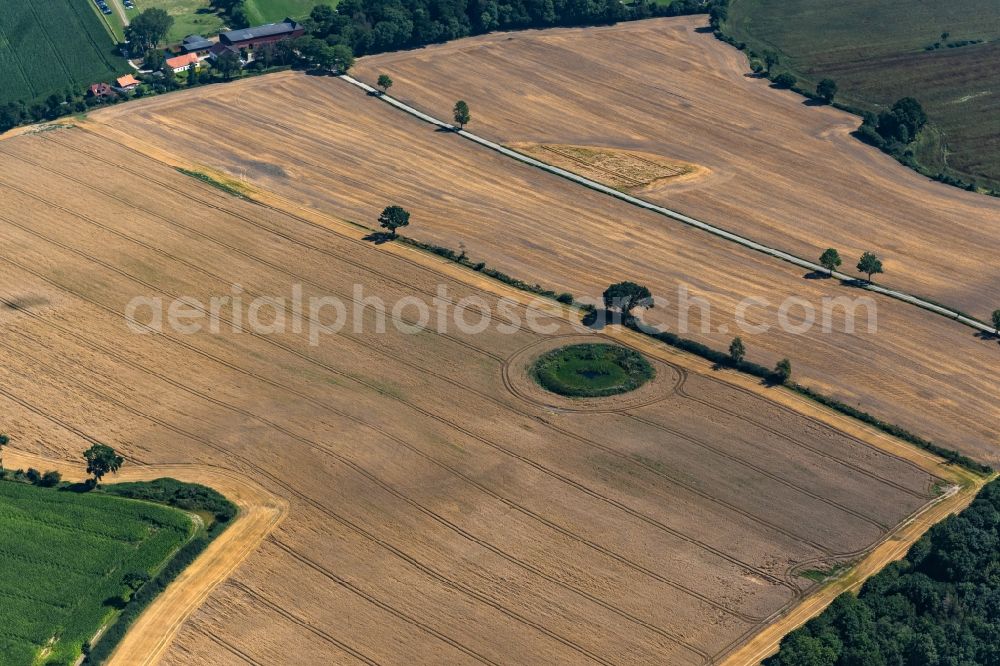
[80, 19, 1000, 463]
[0, 127, 945, 664]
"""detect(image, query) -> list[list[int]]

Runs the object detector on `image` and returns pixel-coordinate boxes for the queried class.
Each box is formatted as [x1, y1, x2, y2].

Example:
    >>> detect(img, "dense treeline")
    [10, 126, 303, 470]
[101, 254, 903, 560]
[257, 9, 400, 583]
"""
[304, 0, 711, 56]
[766, 478, 1000, 666]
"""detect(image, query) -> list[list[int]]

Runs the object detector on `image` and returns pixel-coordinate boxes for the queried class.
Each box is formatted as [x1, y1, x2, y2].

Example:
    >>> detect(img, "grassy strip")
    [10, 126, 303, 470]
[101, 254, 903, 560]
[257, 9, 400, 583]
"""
[175, 168, 250, 200]
[379, 234, 993, 474]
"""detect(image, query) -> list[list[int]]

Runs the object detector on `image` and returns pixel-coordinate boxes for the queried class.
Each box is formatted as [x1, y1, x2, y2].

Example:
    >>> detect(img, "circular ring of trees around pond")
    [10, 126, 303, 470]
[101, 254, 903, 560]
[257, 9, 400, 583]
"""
[531, 343, 655, 398]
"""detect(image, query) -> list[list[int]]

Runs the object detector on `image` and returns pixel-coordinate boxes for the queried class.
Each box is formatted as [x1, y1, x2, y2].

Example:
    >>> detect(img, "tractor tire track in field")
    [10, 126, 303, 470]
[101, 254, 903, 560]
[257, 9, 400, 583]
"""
[189, 624, 263, 665]
[0, 327, 709, 661]
[266, 538, 504, 665]
[0, 144, 907, 552]
[0, 298, 761, 626]
[22, 135, 565, 333]
[0, 187, 814, 585]
[338, 74, 998, 335]
[0, 233, 814, 590]
[0, 344, 617, 666]
[0, 175, 875, 560]
[64, 0, 119, 73]
[27, 132, 942, 506]
[24, 2, 76, 84]
[0, 24, 38, 99]
[670, 383, 937, 497]
[228, 582, 381, 665]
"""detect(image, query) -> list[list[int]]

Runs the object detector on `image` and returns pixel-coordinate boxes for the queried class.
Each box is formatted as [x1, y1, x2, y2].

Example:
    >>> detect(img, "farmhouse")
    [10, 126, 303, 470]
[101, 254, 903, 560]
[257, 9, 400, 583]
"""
[87, 82, 114, 99]
[115, 74, 140, 91]
[165, 53, 201, 73]
[217, 19, 304, 50]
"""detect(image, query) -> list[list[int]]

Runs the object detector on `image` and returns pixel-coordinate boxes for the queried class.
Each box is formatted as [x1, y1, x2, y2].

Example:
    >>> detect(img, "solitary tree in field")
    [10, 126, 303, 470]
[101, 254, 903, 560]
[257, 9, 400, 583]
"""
[84, 444, 124, 486]
[819, 248, 842, 275]
[378, 205, 410, 238]
[816, 78, 838, 104]
[0, 433, 8, 472]
[729, 337, 746, 365]
[603, 282, 654, 323]
[377, 74, 393, 94]
[453, 100, 471, 130]
[992, 309, 1000, 335]
[857, 251, 884, 283]
[773, 358, 792, 384]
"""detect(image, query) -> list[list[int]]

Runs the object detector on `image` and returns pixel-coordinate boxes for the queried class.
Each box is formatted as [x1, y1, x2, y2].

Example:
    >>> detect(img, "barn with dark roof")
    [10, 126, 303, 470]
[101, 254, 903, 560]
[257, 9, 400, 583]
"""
[217, 19, 304, 50]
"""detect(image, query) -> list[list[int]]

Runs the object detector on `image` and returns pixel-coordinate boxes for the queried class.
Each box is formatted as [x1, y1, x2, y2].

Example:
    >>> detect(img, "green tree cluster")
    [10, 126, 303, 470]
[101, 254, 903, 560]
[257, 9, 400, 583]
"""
[301, 0, 712, 59]
[857, 97, 929, 155]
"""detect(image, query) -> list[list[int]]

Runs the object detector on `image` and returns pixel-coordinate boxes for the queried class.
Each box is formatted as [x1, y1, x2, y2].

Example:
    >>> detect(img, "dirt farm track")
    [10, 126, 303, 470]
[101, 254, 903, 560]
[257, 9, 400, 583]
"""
[0, 118, 968, 662]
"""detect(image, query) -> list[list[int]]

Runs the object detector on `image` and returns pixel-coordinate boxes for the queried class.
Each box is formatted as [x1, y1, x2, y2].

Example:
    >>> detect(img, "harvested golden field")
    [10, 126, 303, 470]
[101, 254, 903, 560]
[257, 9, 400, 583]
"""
[0, 128, 948, 664]
[351, 17, 1000, 320]
[81, 46, 1000, 463]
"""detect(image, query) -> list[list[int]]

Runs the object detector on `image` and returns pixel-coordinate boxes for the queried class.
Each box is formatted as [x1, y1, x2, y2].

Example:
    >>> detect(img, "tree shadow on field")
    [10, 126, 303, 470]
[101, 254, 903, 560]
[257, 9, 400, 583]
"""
[580, 308, 607, 331]
[802, 98, 828, 107]
[363, 232, 394, 244]
[974, 330, 999, 343]
[803, 270, 831, 280]
[693, 26, 714, 34]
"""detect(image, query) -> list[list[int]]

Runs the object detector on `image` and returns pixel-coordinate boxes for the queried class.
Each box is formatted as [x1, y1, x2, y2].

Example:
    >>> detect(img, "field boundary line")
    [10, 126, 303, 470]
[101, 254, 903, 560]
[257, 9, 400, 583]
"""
[338, 74, 996, 335]
[1, 449, 289, 666]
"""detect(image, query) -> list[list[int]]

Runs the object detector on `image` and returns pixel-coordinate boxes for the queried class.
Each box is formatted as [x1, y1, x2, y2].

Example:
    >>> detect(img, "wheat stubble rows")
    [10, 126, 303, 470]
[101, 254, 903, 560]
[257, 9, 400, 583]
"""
[85, 21, 1000, 463]
[0, 126, 944, 663]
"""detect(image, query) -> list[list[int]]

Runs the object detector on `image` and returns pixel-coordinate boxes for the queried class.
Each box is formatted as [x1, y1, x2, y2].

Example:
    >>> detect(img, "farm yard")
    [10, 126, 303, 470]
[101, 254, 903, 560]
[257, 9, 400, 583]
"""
[0, 123, 958, 664]
[0, 480, 192, 665]
[83, 18, 1000, 465]
[0, 0, 126, 107]
[722, 0, 1000, 188]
